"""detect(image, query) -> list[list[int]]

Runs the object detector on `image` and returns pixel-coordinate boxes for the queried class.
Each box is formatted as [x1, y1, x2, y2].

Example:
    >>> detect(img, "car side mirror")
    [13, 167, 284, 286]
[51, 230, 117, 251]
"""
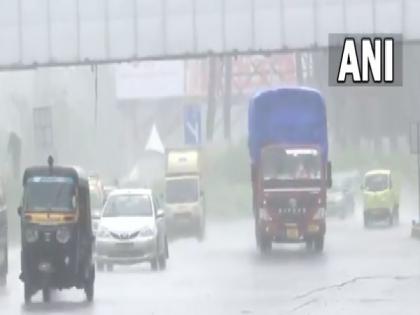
[156, 208, 165, 218]
[327, 161, 332, 188]
[17, 206, 23, 216]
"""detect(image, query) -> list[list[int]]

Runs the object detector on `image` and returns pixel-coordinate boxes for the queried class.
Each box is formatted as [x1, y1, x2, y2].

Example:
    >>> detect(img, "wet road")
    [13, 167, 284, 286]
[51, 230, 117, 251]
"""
[1, 210, 420, 314]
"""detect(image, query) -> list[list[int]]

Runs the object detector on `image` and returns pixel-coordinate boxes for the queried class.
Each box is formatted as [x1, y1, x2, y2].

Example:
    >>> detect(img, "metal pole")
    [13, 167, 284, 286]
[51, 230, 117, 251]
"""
[417, 122, 420, 221]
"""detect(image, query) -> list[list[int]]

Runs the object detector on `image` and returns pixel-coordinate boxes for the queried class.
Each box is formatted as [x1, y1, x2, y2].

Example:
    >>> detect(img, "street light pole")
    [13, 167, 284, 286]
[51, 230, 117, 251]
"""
[417, 122, 420, 222]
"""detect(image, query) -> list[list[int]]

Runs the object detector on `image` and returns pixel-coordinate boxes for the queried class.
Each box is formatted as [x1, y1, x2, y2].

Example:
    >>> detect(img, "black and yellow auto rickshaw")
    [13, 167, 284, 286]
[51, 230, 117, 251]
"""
[18, 157, 95, 303]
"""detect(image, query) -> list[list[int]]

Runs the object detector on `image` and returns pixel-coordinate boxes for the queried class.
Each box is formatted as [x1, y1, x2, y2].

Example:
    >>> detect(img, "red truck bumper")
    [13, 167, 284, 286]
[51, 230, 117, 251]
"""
[259, 219, 325, 243]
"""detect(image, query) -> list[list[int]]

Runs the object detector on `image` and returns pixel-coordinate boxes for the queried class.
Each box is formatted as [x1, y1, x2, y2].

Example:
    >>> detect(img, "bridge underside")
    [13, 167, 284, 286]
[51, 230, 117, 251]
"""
[0, 0, 419, 70]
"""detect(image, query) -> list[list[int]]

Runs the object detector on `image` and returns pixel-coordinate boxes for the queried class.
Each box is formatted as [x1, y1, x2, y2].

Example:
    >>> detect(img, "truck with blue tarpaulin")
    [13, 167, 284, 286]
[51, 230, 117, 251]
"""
[248, 87, 331, 253]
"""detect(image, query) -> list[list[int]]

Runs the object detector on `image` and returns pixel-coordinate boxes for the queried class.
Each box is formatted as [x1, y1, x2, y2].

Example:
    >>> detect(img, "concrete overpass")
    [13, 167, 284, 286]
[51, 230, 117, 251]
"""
[0, 0, 419, 70]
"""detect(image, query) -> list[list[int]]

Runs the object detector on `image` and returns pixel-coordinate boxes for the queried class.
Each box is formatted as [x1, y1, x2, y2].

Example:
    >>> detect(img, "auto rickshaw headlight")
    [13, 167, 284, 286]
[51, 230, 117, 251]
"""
[25, 228, 39, 243]
[56, 226, 71, 244]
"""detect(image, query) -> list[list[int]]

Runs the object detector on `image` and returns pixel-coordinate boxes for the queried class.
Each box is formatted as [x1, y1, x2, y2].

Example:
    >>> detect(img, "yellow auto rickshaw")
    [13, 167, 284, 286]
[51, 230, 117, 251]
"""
[18, 157, 95, 303]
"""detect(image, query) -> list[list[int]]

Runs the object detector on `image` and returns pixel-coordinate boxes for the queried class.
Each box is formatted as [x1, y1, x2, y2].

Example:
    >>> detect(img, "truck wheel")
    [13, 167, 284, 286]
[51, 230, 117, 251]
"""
[42, 287, 51, 303]
[255, 221, 271, 254]
[196, 218, 205, 242]
[388, 213, 394, 227]
[24, 283, 32, 304]
[393, 206, 400, 225]
[313, 237, 324, 253]
[0, 243, 7, 286]
[0, 274, 5, 286]
[164, 238, 169, 259]
[363, 214, 370, 228]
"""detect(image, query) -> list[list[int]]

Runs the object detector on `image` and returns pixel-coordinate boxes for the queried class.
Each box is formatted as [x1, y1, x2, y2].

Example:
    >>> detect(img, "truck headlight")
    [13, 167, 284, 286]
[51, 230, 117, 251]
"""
[313, 208, 326, 220]
[25, 228, 39, 243]
[56, 226, 71, 244]
[97, 226, 111, 239]
[259, 208, 271, 221]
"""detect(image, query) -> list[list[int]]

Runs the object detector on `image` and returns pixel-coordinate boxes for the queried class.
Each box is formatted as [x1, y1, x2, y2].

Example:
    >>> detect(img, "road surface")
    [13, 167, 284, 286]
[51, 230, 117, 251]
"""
[1, 208, 420, 314]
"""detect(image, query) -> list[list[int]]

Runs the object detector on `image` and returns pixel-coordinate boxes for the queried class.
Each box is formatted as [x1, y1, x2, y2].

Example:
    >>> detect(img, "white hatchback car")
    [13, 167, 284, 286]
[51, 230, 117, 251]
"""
[95, 189, 168, 271]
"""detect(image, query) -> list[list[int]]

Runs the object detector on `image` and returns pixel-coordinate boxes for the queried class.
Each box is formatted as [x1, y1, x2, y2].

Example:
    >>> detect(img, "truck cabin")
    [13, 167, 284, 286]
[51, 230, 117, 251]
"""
[260, 146, 323, 189]
[165, 176, 199, 205]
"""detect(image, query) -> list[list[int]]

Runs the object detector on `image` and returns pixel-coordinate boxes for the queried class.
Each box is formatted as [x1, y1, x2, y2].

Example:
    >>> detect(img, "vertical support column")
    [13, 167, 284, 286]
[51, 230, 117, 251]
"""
[17, 0, 23, 64]
[161, 0, 167, 54]
[250, 0, 256, 50]
[207, 57, 217, 141]
[76, 0, 81, 60]
[417, 122, 420, 222]
[46, 0, 52, 61]
[223, 56, 232, 141]
[104, 0, 110, 59]
[133, 0, 139, 57]
[192, 0, 198, 53]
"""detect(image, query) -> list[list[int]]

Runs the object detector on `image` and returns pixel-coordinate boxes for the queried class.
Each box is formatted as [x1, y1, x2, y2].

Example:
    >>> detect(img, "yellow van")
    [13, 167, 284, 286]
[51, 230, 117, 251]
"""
[362, 170, 399, 227]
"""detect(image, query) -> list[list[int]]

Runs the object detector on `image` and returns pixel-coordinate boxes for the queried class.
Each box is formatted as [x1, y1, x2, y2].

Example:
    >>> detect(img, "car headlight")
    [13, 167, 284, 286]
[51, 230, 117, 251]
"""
[313, 208, 326, 220]
[97, 226, 111, 238]
[56, 226, 71, 244]
[25, 228, 39, 243]
[139, 226, 155, 237]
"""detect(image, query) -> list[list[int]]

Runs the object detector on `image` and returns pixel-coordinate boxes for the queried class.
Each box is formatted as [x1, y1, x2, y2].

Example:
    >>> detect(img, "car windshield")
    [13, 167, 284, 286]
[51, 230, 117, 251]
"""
[24, 176, 75, 212]
[166, 178, 199, 204]
[364, 174, 389, 192]
[262, 147, 322, 180]
[103, 194, 152, 217]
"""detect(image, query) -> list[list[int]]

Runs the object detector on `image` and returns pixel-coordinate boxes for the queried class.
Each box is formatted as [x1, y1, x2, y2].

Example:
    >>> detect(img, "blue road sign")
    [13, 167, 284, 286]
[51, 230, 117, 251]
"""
[184, 106, 201, 146]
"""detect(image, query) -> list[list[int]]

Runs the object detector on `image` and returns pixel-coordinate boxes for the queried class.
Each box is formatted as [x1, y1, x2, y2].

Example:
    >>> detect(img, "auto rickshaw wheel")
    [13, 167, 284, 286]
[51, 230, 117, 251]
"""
[84, 267, 95, 302]
[24, 283, 31, 304]
[42, 287, 51, 303]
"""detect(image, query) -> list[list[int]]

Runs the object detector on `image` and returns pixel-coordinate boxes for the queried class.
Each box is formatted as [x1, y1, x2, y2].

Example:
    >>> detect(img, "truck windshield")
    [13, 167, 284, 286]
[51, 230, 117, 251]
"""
[166, 178, 199, 204]
[24, 176, 75, 212]
[262, 147, 321, 180]
[364, 174, 389, 192]
[103, 194, 152, 217]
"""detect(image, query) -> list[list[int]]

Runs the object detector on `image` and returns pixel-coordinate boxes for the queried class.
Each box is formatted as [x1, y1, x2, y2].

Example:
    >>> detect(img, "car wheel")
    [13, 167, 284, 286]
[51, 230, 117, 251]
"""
[96, 261, 104, 272]
[24, 283, 32, 304]
[42, 287, 51, 303]
[150, 258, 158, 271]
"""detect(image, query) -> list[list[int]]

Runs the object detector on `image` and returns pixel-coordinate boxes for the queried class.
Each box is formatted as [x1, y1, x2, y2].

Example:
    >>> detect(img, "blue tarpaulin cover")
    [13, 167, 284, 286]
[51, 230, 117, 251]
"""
[248, 87, 328, 163]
